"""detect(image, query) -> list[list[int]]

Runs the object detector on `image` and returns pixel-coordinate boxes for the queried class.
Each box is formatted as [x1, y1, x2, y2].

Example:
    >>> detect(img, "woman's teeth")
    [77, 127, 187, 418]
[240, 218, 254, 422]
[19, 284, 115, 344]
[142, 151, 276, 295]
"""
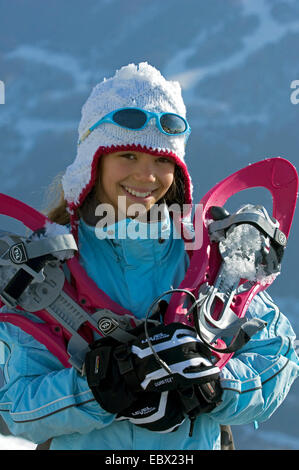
[123, 186, 153, 198]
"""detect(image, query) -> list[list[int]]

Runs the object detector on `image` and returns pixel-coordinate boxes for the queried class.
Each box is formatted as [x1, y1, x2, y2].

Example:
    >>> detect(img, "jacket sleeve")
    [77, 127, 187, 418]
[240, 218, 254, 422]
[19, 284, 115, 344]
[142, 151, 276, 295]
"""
[0, 316, 115, 444]
[210, 291, 299, 426]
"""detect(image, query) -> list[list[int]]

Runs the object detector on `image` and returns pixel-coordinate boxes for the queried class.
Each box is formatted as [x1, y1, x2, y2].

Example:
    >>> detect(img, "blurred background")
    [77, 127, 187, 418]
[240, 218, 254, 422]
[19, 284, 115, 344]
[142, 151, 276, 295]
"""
[0, 0, 298, 450]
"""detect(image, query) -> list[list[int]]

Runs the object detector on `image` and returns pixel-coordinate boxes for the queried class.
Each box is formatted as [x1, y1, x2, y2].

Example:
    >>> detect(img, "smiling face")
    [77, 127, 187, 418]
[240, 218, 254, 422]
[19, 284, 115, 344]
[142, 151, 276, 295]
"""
[95, 150, 175, 219]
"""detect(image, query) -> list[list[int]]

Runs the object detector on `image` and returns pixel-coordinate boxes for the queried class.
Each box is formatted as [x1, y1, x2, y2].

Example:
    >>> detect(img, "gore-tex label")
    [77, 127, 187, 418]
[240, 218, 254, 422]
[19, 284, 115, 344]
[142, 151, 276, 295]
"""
[154, 376, 174, 387]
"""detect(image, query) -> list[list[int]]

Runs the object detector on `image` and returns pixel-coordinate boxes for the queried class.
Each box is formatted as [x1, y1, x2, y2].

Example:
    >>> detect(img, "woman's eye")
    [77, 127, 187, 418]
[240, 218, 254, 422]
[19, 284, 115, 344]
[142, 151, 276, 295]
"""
[121, 153, 136, 160]
[157, 157, 172, 164]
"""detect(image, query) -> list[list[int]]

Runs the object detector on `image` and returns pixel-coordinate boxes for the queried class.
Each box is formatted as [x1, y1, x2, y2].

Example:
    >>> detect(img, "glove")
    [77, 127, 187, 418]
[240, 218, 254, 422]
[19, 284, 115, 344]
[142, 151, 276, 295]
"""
[85, 322, 220, 414]
[116, 390, 186, 433]
[178, 379, 223, 434]
[126, 322, 220, 392]
[116, 380, 223, 435]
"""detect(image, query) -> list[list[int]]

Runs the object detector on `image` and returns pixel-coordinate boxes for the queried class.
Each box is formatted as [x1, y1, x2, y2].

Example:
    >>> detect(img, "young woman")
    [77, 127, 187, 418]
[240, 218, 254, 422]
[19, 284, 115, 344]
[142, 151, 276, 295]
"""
[0, 62, 298, 450]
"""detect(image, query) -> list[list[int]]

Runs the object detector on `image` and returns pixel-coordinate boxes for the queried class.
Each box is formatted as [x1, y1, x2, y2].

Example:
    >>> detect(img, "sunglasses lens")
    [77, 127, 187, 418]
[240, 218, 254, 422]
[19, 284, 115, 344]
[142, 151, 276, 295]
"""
[113, 109, 147, 129]
[160, 114, 187, 134]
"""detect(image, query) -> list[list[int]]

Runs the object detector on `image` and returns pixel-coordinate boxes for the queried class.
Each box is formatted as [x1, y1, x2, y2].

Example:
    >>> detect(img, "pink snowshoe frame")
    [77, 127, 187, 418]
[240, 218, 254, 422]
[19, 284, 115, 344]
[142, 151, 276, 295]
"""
[0, 157, 297, 370]
[165, 157, 298, 368]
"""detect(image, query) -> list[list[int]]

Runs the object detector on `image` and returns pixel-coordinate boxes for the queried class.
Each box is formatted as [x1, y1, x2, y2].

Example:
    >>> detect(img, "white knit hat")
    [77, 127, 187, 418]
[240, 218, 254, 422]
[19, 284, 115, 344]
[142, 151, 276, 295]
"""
[62, 62, 193, 215]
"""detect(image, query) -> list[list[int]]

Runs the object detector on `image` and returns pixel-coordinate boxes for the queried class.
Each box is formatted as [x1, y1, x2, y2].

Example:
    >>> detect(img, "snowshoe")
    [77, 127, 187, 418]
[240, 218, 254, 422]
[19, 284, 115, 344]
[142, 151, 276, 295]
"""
[164, 157, 298, 368]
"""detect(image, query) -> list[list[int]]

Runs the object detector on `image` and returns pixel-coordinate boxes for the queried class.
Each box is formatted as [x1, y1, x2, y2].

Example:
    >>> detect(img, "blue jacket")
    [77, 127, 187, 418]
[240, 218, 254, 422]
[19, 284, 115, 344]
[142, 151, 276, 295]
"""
[0, 212, 298, 450]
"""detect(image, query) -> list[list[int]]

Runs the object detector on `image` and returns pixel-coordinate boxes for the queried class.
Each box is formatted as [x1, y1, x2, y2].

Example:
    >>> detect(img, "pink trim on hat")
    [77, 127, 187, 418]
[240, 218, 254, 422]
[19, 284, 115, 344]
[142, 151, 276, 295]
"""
[68, 144, 192, 239]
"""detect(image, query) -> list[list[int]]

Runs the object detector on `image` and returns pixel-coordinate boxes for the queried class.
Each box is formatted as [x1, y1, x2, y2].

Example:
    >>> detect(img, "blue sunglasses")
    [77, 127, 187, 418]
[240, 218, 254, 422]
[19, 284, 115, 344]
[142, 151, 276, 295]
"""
[78, 107, 191, 145]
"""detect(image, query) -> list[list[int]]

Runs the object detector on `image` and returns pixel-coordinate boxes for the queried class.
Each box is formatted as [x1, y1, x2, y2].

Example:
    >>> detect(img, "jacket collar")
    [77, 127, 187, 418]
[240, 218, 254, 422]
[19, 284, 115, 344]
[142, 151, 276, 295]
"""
[78, 204, 175, 264]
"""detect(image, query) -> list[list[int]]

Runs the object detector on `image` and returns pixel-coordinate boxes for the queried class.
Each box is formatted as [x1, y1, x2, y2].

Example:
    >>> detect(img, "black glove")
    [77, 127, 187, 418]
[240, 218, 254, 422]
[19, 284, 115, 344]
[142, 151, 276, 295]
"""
[115, 380, 222, 435]
[178, 379, 223, 436]
[115, 390, 186, 433]
[126, 322, 220, 392]
[85, 322, 220, 415]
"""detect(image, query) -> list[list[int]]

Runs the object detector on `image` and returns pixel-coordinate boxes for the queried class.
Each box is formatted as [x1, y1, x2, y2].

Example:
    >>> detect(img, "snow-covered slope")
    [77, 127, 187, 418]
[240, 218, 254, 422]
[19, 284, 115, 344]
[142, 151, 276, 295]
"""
[0, 435, 36, 450]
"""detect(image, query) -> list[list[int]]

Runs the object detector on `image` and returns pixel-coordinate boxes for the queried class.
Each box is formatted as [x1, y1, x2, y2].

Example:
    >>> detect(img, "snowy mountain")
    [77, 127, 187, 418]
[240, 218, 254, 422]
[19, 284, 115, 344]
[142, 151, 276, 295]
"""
[0, 0, 298, 450]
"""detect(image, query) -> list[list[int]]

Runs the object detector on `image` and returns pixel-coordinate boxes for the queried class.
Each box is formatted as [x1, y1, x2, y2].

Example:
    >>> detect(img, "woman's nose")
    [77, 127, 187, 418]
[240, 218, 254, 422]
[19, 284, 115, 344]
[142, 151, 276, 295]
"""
[134, 160, 156, 182]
